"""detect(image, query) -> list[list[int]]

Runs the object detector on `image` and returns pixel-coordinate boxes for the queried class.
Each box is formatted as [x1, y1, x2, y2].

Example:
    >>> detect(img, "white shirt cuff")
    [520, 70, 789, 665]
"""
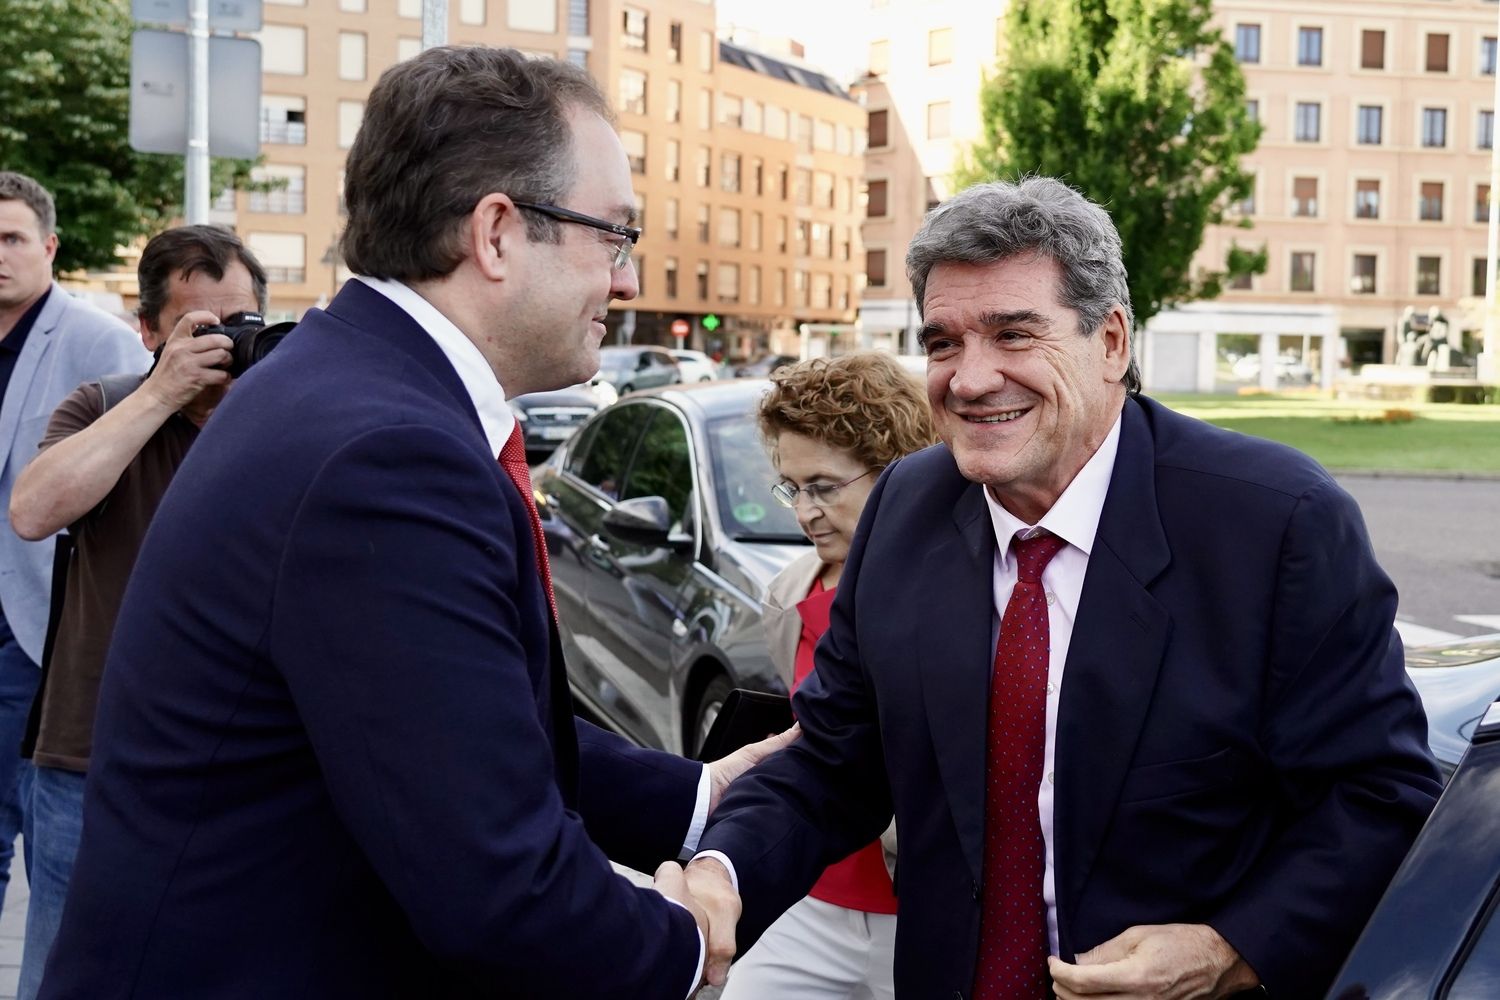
[678, 765, 712, 859]
[661, 897, 706, 998]
[689, 850, 740, 895]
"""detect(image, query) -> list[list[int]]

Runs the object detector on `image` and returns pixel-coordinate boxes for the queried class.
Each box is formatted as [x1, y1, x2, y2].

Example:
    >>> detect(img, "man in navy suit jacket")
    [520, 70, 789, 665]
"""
[38, 47, 787, 999]
[687, 179, 1442, 999]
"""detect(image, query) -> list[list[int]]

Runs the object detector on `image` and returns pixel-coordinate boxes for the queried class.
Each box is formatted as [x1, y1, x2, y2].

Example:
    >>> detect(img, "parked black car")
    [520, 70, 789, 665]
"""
[509, 382, 608, 464]
[534, 380, 808, 755]
[595, 345, 682, 394]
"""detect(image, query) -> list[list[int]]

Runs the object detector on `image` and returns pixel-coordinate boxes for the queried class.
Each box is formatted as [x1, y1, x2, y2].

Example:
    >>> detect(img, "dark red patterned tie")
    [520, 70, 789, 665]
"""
[498, 423, 557, 622]
[974, 530, 1066, 1000]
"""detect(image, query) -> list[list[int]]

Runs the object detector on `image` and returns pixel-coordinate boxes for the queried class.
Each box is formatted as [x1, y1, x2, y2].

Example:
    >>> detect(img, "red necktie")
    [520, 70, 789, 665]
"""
[974, 530, 1066, 1000]
[498, 423, 557, 622]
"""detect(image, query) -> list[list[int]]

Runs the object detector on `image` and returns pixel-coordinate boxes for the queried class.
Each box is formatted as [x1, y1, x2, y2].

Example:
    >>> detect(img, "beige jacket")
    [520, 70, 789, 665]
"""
[763, 550, 899, 884]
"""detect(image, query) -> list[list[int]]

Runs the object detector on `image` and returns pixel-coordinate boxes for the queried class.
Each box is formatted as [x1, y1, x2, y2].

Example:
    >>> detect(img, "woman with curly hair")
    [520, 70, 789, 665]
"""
[721, 351, 936, 1000]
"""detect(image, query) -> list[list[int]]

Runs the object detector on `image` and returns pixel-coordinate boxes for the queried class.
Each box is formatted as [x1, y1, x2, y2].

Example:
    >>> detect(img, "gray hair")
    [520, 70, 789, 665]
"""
[906, 177, 1140, 393]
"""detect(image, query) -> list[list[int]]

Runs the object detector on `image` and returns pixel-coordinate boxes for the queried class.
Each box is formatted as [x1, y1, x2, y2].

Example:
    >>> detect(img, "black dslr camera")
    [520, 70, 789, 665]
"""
[191, 311, 295, 378]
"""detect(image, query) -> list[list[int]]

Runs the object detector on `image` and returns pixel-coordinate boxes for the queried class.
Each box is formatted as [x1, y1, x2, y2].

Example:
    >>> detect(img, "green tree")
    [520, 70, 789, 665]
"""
[0, 0, 254, 273]
[960, 0, 1265, 326]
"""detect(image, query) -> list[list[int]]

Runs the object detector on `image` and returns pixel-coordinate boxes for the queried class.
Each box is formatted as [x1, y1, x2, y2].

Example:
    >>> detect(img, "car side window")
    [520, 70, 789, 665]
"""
[621, 408, 693, 532]
[574, 404, 652, 500]
[563, 419, 602, 477]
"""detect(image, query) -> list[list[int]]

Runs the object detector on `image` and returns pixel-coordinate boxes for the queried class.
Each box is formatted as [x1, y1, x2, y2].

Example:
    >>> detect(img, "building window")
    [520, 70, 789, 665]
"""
[1246, 99, 1259, 123]
[929, 27, 953, 65]
[1426, 34, 1450, 72]
[664, 198, 679, 239]
[1480, 110, 1495, 150]
[397, 37, 421, 62]
[698, 30, 713, 71]
[338, 100, 364, 149]
[1357, 105, 1382, 145]
[1290, 252, 1315, 292]
[764, 104, 788, 139]
[1474, 257, 1489, 297]
[247, 232, 305, 284]
[752, 159, 764, 196]
[720, 95, 743, 129]
[1235, 24, 1260, 63]
[696, 147, 710, 187]
[567, 0, 588, 35]
[867, 248, 887, 288]
[696, 205, 709, 243]
[339, 0, 365, 10]
[1478, 184, 1492, 224]
[1355, 179, 1380, 219]
[1416, 256, 1441, 295]
[567, 49, 587, 70]
[1352, 255, 1377, 294]
[621, 129, 645, 173]
[717, 263, 740, 304]
[1294, 102, 1320, 142]
[619, 70, 647, 115]
[397, 0, 419, 16]
[1361, 29, 1384, 70]
[508, 0, 556, 32]
[622, 6, 647, 50]
[870, 39, 890, 75]
[664, 257, 678, 298]
[749, 266, 761, 305]
[1422, 108, 1447, 147]
[776, 217, 788, 253]
[665, 139, 679, 182]
[796, 114, 814, 154]
[1237, 180, 1255, 216]
[749, 212, 762, 251]
[1297, 27, 1322, 67]
[718, 208, 740, 248]
[721, 153, 741, 193]
[666, 80, 681, 124]
[1420, 182, 1444, 222]
[698, 90, 712, 130]
[1228, 269, 1252, 290]
[775, 269, 786, 307]
[258, 24, 306, 75]
[696, 261, 709, 301]
[867, 180, 888, 217]
[927, 101, 951, 139]
[1484, 37, 1498, 76]
[260, 95, 306, 145]
[795, 168, 811, 207]
[813, 119, 834, 151]
[248, 164, 305, 214]
[778, 165, 789, 201]
[869, 109, 889, 148]
[815, 171, 834, 209]
[338, 32, 366, 81]
[458, 0, 484, 25]
[795, 219, 810, 256]
[744, 100, 762, 133]
[1292, 177, 1318, 217]
[668, 21, 682, 63]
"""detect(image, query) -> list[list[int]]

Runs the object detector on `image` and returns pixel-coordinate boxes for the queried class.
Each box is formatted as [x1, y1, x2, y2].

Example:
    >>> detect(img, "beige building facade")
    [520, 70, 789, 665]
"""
[84, 0, 865, 363]
[853, 0, 1497, 391]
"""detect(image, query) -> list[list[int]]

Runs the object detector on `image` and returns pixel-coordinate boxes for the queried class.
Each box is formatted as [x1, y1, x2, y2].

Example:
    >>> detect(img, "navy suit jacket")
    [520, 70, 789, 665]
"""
[41, 282, 703, 999]
[700, 395, 1441, 1000]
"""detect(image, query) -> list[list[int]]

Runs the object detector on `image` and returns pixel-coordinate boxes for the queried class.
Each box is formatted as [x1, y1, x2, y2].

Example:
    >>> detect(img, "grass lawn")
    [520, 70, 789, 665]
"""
[1154, 393, 1500, 474]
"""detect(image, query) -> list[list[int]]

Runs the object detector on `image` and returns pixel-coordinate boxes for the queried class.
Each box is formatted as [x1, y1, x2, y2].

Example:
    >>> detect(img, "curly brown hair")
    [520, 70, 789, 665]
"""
[757, 352, 937, 472]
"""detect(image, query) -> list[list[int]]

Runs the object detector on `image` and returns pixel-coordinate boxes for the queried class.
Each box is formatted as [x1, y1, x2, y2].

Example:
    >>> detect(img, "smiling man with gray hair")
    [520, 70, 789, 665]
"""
[687, 176, 1440, 1000]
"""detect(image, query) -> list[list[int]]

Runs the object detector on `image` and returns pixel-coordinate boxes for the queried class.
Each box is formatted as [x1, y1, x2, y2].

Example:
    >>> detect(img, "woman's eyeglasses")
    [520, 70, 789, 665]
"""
[770, 469, 878, 508]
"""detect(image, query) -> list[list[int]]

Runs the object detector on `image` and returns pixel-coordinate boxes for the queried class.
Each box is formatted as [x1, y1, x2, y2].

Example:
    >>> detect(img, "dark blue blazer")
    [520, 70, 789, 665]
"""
[700, 395, 1441, 1000]
[40, 281, 703, 999]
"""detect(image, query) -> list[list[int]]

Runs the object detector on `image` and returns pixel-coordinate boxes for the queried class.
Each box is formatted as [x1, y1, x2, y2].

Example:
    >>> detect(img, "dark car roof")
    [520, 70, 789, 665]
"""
[629, 378, 770, 422]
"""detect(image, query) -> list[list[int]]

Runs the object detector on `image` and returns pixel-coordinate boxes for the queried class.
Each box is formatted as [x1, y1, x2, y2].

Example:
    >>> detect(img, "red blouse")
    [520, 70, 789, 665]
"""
[792, 578, 898, 915]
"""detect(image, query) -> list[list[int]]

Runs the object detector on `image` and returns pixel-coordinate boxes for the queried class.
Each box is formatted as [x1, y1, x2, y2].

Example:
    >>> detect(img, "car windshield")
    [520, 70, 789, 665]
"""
[706, 416, 805, 542]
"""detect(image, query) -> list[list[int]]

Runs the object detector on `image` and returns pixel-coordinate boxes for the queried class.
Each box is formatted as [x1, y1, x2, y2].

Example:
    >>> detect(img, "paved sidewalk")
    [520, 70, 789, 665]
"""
[0, 852, 26, 999]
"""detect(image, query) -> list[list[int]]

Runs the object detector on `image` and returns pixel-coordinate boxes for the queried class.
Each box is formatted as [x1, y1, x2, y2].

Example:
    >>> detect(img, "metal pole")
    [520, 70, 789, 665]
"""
[184, 0, 210, 224]
[1484, 5, 1500, 383]
[422, 0, 447, 50]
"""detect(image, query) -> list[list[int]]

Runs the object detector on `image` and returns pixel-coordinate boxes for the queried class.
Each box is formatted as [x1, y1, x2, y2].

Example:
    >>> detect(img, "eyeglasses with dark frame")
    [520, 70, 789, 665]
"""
[770, 469, 880, 509]
[511, 201, 642, 271]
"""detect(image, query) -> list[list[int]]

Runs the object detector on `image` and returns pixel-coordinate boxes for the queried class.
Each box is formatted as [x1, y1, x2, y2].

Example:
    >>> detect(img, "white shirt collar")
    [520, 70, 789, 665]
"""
[982, 411, 1124, 561]
[354, 276, 514, 456]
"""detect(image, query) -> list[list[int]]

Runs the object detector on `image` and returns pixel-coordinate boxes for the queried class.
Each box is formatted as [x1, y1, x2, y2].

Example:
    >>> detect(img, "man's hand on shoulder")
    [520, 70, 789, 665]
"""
[142, 310, 233, 412]
[706, 723, 799, 814]
[1050, 923, 1260, 1000]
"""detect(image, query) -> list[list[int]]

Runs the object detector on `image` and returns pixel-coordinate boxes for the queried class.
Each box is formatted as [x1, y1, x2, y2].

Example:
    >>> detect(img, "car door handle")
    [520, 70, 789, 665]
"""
[671, 619, 688, 638]
[587, 533, 611, 554]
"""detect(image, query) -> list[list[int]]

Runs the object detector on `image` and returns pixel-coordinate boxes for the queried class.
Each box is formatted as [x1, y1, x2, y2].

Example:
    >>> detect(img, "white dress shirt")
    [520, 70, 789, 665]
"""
[981, 412, 1122, 954]
[356, 277, 710, 993]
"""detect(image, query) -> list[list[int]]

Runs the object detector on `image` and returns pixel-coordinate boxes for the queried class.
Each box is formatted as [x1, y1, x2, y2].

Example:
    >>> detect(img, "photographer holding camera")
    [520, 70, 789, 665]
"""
[7, 223, 267, 1000]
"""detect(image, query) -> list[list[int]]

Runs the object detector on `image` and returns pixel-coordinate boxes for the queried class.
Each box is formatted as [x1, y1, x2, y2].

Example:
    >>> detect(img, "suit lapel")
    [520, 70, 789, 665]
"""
[0, 286, 60, 476]
[1052, 399, 1172, 956]
[916, 480, 996, 883]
